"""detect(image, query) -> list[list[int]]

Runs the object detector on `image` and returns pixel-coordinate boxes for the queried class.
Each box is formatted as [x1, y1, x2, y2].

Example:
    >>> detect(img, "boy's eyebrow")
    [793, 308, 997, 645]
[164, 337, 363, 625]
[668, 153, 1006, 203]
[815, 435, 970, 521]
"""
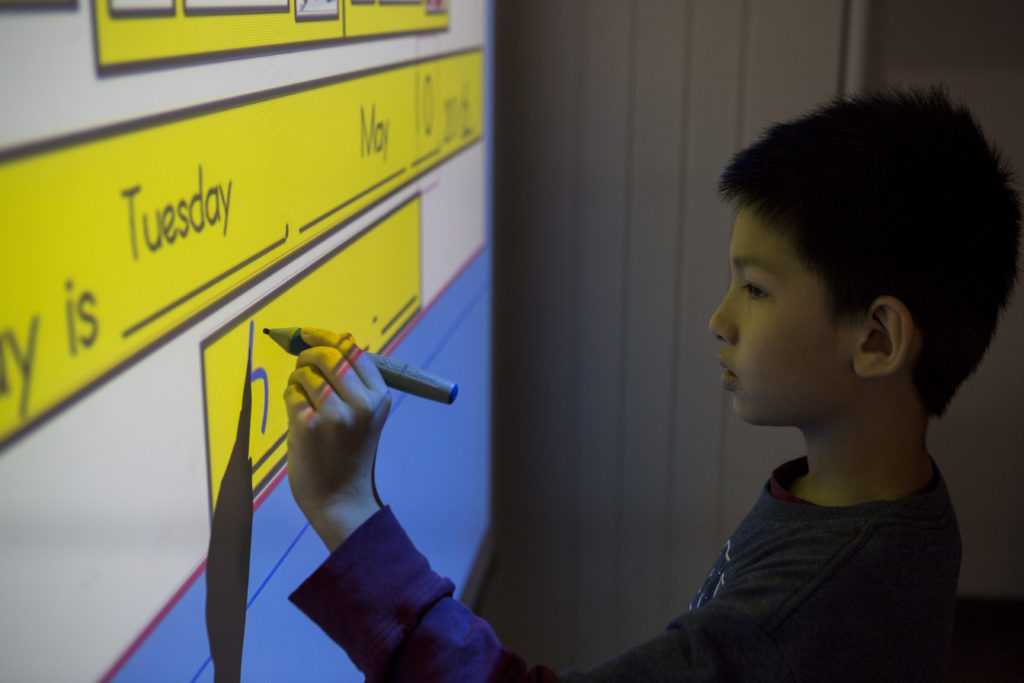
[731, 254, 779, 274]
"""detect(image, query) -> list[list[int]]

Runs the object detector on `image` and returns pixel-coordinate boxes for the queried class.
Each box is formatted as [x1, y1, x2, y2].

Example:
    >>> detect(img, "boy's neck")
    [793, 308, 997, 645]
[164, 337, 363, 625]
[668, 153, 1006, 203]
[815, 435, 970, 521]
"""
[791, 399, 933, 506]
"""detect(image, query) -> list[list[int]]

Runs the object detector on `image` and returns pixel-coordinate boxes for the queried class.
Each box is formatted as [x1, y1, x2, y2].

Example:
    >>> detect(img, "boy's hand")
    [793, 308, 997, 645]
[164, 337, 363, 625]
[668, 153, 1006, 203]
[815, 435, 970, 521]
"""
[283, 328, 392, 552]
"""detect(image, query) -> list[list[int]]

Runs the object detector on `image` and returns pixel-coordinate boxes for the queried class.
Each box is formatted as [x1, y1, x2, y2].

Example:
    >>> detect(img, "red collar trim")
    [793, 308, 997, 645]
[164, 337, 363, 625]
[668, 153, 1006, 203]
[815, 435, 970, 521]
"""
[770, 457, 816, 505]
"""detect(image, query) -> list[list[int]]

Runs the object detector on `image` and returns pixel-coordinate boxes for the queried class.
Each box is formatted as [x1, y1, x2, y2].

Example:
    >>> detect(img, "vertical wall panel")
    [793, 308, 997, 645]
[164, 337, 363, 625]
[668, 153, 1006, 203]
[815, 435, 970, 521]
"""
[669, 0, 746, 610]
[487, 0, 581, 667]
[740, 0, 848, 142]
[619, 0, 690, 645]
[569, 0, 632, 668]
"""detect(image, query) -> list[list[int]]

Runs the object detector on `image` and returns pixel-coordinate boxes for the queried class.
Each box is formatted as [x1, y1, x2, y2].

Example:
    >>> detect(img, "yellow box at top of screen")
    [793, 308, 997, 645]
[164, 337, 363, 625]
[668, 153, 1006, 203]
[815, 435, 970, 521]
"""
[94, 0, 448, 69]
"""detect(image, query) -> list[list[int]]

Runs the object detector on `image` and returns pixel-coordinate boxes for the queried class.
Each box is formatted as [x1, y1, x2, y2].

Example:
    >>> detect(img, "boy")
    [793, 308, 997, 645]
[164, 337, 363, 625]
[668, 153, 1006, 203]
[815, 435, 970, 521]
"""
[282, 88, 1020, 680]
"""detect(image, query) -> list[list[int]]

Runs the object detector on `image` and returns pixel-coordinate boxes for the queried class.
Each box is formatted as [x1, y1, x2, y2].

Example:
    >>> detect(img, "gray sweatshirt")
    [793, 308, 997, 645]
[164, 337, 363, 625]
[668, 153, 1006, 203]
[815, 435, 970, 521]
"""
[563, 459, 961, 681]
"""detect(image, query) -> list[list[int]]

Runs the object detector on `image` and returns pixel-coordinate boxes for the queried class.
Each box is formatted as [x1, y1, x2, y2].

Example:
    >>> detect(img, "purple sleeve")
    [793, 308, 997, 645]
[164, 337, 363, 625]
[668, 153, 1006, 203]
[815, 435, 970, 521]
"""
[288, 506, 560, 683]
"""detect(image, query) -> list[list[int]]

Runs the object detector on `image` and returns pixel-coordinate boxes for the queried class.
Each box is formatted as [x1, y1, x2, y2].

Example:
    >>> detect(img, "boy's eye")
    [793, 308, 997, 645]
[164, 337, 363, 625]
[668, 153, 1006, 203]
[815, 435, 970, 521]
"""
[743, 283, 767, 299]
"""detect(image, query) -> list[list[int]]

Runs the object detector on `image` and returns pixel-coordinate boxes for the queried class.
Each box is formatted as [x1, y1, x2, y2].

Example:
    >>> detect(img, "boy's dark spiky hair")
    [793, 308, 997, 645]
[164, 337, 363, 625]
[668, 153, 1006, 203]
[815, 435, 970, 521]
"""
[719, 86, 1021, 416]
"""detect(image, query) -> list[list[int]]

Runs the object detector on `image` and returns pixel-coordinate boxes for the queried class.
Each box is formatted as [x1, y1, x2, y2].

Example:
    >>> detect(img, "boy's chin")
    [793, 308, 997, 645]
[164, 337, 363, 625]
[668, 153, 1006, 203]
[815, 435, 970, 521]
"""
[730, 395, 793, 427]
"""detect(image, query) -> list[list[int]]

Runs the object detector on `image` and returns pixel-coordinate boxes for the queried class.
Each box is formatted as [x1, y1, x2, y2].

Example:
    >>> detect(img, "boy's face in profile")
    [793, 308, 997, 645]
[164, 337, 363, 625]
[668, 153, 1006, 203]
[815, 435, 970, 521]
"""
[709, 209, 860, 430]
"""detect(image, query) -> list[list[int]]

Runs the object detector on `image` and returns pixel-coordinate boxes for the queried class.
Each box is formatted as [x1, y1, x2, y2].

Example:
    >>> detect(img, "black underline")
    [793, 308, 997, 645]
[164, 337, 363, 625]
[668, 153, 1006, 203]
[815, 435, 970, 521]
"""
[298, 168, 406, 233]
[412, 147, 440, 167]
[251, 430, 288, 474]
[381, 295, 418, 336]
[122, 224, 289, 338]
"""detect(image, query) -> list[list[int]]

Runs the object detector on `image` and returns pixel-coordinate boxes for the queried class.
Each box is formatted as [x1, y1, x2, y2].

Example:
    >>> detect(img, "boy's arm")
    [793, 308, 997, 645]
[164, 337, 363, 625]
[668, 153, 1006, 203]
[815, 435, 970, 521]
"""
[282, 328, 558, 681]
[289, 505, 787, 682]
[289, 506, 560, 682]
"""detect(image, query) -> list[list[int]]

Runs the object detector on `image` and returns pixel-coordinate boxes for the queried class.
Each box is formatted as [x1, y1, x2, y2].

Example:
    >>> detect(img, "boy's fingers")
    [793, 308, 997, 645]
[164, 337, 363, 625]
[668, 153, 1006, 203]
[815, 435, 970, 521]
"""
[288, 365, 352, 424]
[300, 327, 347, 349]
[347, 346, 387, 394]
[284, 383, 317, 428]
[297, 329, 383, 393]
[295, 346, 370, 408]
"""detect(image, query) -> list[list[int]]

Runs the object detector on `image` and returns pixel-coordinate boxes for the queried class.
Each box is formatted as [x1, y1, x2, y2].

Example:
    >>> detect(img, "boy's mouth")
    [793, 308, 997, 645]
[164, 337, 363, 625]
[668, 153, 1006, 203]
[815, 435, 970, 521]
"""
[718, 356, 738, 389]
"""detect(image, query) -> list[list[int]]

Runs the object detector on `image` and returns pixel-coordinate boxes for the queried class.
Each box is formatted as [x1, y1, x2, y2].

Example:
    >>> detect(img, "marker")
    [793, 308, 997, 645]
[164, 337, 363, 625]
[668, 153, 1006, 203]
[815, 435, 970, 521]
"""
[263, 327, 458, 404]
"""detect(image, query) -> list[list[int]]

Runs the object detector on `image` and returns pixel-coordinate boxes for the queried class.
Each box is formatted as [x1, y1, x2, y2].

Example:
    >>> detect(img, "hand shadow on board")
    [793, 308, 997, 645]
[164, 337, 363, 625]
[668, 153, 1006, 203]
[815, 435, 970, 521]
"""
[205, 343, 254, 683]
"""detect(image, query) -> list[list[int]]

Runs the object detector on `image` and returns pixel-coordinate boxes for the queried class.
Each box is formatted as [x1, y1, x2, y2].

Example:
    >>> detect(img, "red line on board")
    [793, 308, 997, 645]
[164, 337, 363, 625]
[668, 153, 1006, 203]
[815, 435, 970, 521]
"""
[385, 241, 487, 354]
[97, 556, 209, 683]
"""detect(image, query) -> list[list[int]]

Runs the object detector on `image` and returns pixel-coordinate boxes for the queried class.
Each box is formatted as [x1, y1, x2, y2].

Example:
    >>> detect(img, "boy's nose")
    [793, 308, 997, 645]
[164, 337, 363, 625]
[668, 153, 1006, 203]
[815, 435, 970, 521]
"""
[708, 300, 734, 344]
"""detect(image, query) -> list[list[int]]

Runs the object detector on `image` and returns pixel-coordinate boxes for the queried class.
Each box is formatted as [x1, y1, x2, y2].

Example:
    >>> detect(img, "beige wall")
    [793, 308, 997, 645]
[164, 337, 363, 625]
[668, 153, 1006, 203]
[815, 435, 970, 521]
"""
[483, 0, 1023, 670]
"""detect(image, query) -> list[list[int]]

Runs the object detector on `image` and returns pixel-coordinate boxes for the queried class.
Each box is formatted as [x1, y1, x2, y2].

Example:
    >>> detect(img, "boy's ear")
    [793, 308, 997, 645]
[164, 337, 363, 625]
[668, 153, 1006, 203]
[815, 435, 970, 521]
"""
[852, 296, 919, 378]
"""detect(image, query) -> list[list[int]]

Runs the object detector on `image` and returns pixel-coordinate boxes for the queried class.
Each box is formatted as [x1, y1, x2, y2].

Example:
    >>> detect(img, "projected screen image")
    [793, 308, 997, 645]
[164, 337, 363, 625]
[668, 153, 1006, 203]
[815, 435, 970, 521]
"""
[0, 1, 490, 679]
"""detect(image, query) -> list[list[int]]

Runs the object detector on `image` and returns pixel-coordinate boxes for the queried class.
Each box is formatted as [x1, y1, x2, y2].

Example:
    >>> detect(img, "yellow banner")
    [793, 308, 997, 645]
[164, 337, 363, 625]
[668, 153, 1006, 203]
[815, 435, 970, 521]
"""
[94, 0, 448, 71]
[201, 196, 420, 514]
[0, 49, 481, 449]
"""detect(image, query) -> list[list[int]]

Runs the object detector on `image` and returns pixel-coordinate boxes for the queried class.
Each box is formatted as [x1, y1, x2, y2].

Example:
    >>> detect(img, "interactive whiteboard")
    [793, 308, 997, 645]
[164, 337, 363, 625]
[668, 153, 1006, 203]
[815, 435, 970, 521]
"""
[0, 1, 490, 679]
